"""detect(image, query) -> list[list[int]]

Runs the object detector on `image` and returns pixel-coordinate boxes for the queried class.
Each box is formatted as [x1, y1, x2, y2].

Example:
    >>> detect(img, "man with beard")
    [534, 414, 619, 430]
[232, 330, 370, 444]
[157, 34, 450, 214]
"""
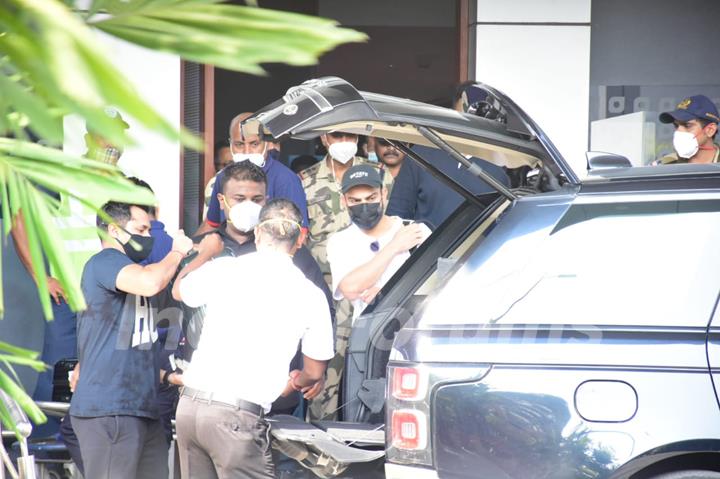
[327, 164, 430, 320]
[172, 198, 334, 478]
[197, 114, 308, 235]
[374, 137, 405, 181]
[298, 131, 392, 420]
[178, 161, 334, 411]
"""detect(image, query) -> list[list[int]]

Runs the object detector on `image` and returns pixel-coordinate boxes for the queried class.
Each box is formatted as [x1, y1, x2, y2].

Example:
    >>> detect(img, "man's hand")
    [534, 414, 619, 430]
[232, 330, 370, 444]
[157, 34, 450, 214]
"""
[169, 372, 184, 387]
[171, 231, 193, 256]
[69, 363, 80, 393]
[300, 376, 325, 400]
[197, 232, 224, 258]
[285, 369, 324, 399]
[281, 369, 302, 397]
[388, 223, 426, 255]
[360, 286, 381, 304]
[47, 277, 65, 305]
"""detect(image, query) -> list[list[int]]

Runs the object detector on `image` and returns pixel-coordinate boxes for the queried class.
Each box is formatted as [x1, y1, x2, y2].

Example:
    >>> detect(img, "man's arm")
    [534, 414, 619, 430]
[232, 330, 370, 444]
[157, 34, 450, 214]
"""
[10, 210, 65, 304]
[282, 356, 328, 399]
[172, 233, 224, 302]
[337, 223, 427, 301]
[115, 232, 193, 297]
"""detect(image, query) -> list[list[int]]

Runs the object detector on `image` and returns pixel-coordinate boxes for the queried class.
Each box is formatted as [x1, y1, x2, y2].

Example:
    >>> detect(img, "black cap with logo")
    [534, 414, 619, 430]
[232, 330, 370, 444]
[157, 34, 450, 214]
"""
[341, 164, 382, 193]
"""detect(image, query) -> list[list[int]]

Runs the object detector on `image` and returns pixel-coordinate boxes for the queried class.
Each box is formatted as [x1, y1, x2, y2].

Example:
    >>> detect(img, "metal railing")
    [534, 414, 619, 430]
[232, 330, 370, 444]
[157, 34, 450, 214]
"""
[0, 389, 36, 479]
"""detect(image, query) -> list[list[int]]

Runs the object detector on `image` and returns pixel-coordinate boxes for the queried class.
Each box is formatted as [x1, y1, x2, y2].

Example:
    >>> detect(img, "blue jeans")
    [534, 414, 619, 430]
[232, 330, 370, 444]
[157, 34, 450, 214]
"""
[31, 299, 77, 438]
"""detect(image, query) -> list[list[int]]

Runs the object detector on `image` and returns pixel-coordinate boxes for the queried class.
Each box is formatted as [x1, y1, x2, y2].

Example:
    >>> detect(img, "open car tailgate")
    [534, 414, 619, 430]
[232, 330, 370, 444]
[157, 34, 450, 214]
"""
[269, 414, 384, 478]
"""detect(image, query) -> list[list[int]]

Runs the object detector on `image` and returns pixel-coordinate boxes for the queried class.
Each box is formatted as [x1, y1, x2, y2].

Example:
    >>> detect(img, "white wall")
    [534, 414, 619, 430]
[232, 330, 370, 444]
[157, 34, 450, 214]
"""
[64, 32, 181, 231]
[474, 0, 591, 177]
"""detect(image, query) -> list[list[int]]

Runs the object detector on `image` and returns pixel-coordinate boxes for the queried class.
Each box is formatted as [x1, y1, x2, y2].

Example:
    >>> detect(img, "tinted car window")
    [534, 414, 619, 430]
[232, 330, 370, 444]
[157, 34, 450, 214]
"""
[420, 199, 720, 328]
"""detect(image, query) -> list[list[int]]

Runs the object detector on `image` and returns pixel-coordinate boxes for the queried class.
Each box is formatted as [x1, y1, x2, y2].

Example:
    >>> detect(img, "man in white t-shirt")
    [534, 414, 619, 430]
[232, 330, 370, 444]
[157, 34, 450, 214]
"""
[172, 198, 334, 479]
[327, 164, 431, 320]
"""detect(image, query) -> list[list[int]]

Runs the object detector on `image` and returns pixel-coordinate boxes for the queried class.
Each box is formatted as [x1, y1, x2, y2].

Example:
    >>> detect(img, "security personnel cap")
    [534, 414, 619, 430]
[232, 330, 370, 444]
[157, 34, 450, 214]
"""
[659, 95, 720, 124]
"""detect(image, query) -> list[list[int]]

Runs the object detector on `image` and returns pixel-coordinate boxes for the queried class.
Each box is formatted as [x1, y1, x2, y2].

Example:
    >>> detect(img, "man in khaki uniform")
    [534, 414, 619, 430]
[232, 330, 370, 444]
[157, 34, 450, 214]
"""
[299, 131, 392, 420]
[657, 94, 720, 165]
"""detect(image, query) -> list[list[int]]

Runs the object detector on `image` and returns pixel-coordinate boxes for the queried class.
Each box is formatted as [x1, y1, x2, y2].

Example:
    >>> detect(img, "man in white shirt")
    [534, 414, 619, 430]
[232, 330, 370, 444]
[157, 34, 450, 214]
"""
[172, 198, 334, 479]
[327, 164, 431, 320]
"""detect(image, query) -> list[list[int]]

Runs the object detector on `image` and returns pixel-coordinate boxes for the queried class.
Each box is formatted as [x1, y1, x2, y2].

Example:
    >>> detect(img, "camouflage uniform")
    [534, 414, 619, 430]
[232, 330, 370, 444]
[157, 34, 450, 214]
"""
[300, 156, 392, 420]
[658, 143, 720, 165]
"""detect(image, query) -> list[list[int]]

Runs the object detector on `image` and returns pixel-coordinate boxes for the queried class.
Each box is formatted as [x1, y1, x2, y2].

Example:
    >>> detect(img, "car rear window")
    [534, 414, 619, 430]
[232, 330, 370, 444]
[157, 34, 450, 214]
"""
[420, 199, 720, 328]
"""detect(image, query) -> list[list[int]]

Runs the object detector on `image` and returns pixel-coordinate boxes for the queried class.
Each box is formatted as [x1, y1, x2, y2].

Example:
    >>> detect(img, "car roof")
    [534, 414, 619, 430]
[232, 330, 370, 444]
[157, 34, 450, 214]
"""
[253, 77, 578, 184]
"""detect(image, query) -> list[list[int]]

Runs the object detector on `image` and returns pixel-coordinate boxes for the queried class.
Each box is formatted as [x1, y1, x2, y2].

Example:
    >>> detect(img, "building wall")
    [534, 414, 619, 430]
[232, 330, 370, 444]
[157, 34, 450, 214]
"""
[64, 33, 182, 232]
[473, 0, 592, 177]
[589, 0, 720, 162]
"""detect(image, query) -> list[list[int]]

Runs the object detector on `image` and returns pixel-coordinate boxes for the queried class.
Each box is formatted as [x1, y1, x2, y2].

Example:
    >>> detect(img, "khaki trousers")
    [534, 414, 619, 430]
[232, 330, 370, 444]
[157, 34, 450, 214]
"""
[175, 395, 274, 479]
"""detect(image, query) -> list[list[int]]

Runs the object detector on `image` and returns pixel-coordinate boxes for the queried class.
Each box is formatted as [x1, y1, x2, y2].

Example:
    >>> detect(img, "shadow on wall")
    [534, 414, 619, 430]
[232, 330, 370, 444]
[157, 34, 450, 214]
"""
[0, 220, 48, 394]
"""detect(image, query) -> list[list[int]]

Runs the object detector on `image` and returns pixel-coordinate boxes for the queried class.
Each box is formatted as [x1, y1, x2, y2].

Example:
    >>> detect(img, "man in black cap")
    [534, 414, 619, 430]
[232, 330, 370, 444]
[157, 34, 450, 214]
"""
[326, 164, 430, 321]
[657, 94, 720, 164]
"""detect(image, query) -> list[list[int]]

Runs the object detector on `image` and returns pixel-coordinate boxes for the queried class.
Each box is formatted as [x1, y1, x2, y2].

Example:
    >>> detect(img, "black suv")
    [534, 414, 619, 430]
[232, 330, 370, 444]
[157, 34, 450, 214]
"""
[250, 77, 720, 479]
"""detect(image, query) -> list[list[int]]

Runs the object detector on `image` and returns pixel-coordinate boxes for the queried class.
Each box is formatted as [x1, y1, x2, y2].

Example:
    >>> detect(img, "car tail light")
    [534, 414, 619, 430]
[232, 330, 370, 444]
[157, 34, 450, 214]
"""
[391, 409, 427, 450]
[391, 367, 427, 400]
[387, 364, 433, 466]
[387, 362, 491, 468]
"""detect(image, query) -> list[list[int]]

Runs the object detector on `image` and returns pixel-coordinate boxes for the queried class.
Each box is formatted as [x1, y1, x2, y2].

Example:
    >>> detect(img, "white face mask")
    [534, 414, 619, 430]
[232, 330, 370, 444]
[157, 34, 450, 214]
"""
[673, 131, 699, 159]
[227, 200, 262, 233]
[328, 141, 357, 164]
[231, 143, 266, 167]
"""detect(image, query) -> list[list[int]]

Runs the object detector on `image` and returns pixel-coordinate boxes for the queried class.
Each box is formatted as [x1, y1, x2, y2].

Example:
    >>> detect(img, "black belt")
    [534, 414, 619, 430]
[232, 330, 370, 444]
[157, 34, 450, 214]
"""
[181, 387, 264, 417]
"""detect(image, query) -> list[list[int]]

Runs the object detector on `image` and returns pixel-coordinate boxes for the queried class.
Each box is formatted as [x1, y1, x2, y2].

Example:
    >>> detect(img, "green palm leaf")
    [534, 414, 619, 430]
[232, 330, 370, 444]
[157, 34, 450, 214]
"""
[0, 0, 362, 438]
[91, 2, 366, 74]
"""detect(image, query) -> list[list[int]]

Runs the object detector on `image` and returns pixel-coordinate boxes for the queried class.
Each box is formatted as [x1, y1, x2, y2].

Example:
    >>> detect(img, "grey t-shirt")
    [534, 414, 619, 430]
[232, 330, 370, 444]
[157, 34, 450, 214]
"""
[70, 248, 159, 418]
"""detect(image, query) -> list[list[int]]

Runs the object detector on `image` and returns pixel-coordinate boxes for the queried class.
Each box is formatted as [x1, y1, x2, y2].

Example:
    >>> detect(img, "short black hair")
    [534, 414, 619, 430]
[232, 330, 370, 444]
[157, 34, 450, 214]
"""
[97, 201, 132, 232]
[214, 141, 230, 169]
[126, 176, 156, 217]
[257, 198, 302, 248]
[219, 161, 267, 195]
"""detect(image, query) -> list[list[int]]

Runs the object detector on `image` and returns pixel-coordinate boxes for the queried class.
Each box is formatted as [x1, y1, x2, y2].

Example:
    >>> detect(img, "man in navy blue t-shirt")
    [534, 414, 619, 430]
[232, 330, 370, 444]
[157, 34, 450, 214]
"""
[196, 113, 309, 235]
[69, 201, 193, 479]
[387, 145, 510, 230]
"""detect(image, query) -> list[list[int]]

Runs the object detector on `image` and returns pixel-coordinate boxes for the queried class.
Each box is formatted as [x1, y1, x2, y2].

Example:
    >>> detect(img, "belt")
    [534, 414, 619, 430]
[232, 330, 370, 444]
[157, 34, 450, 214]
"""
[181, 387, 264, 417]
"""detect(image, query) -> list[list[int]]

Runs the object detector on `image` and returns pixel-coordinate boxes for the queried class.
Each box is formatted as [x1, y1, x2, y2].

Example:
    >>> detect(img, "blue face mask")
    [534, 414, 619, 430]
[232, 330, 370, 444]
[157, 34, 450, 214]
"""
[367, 152, 379, 163]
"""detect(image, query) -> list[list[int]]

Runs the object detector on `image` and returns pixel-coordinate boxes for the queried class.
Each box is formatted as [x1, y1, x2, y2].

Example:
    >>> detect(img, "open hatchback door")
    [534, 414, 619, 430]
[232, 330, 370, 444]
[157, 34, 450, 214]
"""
[253, 77, 579, 477]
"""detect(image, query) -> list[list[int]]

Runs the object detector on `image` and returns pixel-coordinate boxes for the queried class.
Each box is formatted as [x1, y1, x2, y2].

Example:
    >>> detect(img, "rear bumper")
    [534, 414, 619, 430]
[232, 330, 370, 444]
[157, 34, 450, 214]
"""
[385, 463, 439, 479]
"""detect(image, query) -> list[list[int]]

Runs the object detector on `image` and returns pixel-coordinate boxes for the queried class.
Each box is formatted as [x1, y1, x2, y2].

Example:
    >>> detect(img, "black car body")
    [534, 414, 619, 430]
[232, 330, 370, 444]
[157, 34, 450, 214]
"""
[250, 77, 720, 479]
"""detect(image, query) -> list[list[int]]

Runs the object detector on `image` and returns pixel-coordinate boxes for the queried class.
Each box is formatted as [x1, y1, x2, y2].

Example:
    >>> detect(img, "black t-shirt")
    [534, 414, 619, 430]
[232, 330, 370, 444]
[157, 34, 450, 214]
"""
[70, 248, 159, 419]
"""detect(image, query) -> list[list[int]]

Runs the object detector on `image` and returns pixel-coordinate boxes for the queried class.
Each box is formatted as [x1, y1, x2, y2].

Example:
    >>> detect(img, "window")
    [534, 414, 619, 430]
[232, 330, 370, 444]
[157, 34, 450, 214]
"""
[421, 199, 720, 327]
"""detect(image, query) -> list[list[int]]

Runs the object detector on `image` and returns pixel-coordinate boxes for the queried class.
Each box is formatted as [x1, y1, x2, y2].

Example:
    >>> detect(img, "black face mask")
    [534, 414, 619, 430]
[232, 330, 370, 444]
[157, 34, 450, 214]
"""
[348, 202, 383, 230]
[117, 230, 155, 263]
